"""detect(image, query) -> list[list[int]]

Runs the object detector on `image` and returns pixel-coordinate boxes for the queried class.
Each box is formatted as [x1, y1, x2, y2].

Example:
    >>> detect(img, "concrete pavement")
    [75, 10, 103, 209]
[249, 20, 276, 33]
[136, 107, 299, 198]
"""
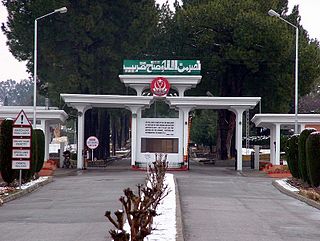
[1, 158, 320, 241]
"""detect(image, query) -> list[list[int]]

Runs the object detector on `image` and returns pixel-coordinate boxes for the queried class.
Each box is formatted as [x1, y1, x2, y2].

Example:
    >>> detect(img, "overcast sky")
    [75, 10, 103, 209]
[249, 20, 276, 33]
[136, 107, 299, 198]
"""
[0, 0, 319, 82]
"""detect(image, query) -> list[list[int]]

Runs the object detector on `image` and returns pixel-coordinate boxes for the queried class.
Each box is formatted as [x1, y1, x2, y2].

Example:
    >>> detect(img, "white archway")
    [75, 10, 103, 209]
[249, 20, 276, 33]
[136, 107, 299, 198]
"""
[61, 94, 260, 171]
[252, 114, 320, 165]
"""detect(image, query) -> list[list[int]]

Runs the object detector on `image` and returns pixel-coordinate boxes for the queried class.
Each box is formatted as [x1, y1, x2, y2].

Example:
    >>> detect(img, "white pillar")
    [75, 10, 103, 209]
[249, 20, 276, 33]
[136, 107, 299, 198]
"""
[44, 121, 50, 161]
[76, 105, 90, 169]
[230, 107, 246, 171]
[254, 145, 260, 170]
[131, 113, 137, 166]
[175, 85, 189, 97]
[275, 123, 281, 165]
[270, 125, 276, 165]
[36, 120, 50, 162]
[39, 119, 46, 131]
[133, 86, 145, 96]
[127, 106, 140, 167]
[299, 124, 305, 133]
[60, 142, 65, 167]
[179, 106, 193, 168]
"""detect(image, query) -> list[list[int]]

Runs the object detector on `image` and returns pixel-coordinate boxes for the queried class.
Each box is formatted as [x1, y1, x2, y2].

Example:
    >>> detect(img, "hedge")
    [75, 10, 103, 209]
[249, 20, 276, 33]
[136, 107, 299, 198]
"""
[286, 134, 300, 178]
[305, 132, 320, 187]
[0, 119, 18, 184]
[298, 128, 317, 183]
[35, 129, 45, 172]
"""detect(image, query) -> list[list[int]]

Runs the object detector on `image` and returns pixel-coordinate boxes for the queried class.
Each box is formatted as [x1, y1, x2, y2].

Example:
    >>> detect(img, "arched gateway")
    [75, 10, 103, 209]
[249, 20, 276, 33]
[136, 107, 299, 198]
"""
[61, 60, 260, 171]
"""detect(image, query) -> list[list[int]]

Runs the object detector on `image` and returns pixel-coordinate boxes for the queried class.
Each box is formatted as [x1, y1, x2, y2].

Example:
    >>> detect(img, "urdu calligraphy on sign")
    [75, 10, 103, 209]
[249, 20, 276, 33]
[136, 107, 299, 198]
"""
[123, 60, 201, 75]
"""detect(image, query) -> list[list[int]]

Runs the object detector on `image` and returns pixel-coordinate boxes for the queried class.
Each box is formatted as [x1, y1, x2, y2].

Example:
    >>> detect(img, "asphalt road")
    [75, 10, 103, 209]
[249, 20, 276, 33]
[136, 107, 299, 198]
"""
[1, 159, 320, 241]
[0, 159, 146, 241]
[175, 161, 320, 241]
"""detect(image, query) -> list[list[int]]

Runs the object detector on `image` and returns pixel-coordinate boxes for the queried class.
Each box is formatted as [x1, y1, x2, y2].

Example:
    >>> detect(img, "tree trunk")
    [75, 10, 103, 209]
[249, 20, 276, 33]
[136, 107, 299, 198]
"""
[97, 109, 107, 159]
[112, 118, 116, 156]
[217, 110, 236, 160]
[84, 109, 92, 143]
[226, 112, 236, 158]
[105, 112, 110, 158]
[217, 64, 247, 160]
[217, 110, 228, 160]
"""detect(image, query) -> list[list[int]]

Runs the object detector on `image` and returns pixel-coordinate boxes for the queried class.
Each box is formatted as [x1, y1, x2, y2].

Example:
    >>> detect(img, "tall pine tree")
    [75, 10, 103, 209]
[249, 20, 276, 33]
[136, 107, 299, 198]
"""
[2, 0, 160, 158]
[152, 0, 320, 159]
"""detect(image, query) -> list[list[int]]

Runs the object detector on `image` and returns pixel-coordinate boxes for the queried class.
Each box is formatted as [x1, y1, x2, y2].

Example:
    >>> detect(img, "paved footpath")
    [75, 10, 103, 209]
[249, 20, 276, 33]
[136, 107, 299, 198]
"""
[1, 159, 320, 241]
[175, 161, 320, 241]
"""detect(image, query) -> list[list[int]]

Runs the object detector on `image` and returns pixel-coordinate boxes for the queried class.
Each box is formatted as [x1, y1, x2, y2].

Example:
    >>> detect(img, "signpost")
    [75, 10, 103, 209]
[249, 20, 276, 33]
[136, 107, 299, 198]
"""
[12, 110, 32, 189]
[86, 136, 99, 162]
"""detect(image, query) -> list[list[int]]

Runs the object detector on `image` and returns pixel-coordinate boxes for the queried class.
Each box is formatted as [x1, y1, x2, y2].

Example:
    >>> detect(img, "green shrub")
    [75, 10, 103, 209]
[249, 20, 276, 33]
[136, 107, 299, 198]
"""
[281, 135, 290, 152]
[71, 152, 77, 161]
[286, 135, 300, 178]
[306, 132, 320, 187]
[0, 119, 18, 185]
[35, 129, 45, 172]
[298, 128, 316, 183]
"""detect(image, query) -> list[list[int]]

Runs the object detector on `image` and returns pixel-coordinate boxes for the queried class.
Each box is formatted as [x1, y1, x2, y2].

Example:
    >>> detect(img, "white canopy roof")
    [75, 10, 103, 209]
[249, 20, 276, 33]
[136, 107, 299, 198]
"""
[252, 114, 320, 128]
[0, 106, 68, 124]
[167, 96, 261, 110]
[61, 94, 261, 112]
[61, 94, 153, 110]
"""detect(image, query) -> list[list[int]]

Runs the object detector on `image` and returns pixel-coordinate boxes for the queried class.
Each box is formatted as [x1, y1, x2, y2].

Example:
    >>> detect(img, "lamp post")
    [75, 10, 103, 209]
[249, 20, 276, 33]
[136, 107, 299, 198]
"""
[268, 9, 299, 134]
[33, 7, 67, 128]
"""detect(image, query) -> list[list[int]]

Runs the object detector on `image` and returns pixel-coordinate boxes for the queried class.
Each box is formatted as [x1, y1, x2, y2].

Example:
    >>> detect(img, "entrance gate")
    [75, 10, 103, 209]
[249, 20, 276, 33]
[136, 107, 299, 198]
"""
[61, 60, 260, 171]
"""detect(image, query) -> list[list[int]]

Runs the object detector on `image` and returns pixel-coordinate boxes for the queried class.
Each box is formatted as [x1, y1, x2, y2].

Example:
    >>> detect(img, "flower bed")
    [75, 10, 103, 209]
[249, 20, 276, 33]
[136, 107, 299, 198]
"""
[0, 186, 17, 199]
[287, 178, 320, 203]
[261, 163, 292, 178]
[38, 160, 58, 176]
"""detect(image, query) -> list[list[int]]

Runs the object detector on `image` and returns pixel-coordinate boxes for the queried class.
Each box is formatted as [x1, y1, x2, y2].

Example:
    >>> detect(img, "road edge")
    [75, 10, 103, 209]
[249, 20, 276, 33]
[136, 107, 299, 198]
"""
[272, 180, 320, 210]
[174, 176, 184, 241]
[0, 176, 53, 205]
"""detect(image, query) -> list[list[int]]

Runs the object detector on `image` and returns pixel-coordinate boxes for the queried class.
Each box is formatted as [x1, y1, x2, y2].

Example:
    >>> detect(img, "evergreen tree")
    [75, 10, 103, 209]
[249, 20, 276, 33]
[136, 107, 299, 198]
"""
[152, 0, 320, 159]
[0, 79, 33, 106]
[2, 0, 159, 100]
[2, 0, 160, 159]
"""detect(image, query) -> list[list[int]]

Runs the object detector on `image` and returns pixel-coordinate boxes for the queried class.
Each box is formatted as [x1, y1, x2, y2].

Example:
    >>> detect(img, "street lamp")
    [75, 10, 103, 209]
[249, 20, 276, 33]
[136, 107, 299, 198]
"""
[33, 7, 67, 128]
[268, 9, 299, 134]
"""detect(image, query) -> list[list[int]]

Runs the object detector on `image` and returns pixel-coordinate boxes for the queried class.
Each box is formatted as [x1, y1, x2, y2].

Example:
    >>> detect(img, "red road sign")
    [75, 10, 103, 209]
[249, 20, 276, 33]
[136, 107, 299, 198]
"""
[13, 110, 32, 126]
[86, 136, 99, 150]
[12, 110, 32, 170]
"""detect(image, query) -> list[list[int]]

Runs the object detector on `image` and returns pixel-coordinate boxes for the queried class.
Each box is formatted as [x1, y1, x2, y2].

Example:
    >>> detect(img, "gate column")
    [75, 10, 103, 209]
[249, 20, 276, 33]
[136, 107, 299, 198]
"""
[230, 107, 247, 171]
[44, 120, 50, 161]
[126, 105, 143, 167]
[178, 106, 193, 169]
[75, 105, 91, 169]
[270, 123, 281, 165]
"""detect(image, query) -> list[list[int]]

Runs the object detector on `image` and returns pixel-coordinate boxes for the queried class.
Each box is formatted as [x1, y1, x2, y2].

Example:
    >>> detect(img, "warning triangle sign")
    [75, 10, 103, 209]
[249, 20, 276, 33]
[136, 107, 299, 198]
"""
[13, 110, 32, 126]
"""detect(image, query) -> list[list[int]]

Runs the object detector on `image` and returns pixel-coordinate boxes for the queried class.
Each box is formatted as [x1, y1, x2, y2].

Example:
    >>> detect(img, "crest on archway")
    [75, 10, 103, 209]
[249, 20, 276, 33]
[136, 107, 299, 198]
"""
[150, 77, 170, 97]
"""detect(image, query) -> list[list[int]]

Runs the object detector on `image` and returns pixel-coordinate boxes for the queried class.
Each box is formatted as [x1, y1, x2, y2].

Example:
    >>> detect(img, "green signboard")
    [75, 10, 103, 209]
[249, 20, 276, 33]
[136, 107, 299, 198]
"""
[123, 60, 201, 75]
